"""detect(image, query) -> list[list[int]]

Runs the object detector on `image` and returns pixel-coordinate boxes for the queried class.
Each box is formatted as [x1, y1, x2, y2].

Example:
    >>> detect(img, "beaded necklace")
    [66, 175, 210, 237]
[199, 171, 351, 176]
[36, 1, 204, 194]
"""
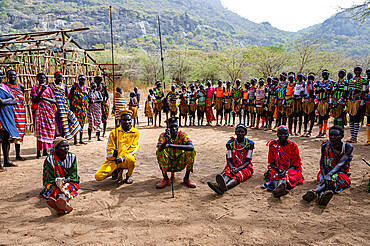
[233, 138, 247, 151]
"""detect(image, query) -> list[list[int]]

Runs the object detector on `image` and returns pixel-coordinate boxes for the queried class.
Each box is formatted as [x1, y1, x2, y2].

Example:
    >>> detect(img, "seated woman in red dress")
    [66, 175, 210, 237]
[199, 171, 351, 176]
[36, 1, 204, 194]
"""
[208, 124, 254, 195]
[302, 126, 353, 206]
[262, 125, 303, 198]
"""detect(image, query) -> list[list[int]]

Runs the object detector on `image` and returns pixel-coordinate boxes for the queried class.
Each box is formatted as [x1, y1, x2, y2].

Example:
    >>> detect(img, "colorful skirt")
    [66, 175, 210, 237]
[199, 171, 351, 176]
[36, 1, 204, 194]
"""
[87, 103, 102, 132]
[317, 170, 350, 193]
[221, 164, 253, 184]
[264, 166, 303, 189]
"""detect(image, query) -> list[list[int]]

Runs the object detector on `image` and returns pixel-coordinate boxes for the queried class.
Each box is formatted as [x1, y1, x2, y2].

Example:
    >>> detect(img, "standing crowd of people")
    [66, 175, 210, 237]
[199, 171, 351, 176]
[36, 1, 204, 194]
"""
[144, 67, 370, 146]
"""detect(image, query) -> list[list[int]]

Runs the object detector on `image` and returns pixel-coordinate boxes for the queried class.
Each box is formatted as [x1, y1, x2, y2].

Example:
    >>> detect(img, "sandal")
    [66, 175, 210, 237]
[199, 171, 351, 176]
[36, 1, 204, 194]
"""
[272, 182, 289, 198]
[56, 198, 73, 213]
[125, 176, 134, 184]
[47, 197, 63, 214]
[346, 139, 357, 143]
[318, 190, 334, 206]
[216, 174, 227, 192]
[207, 182, 224, 195]
[302, 189, 317, 202]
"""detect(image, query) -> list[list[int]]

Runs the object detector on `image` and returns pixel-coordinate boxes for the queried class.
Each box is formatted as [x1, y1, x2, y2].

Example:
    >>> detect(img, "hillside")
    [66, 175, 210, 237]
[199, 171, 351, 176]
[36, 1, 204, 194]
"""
[298, 11, 370, 56]
[0, 0, 369, 56]
[0, 0, 292, 51]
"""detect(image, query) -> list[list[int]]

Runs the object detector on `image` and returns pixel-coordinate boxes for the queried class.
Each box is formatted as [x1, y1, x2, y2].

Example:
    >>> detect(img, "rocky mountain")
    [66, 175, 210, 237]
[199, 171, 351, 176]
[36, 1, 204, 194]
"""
[0, 0, 368, 56]
[298, 11, 370, 56]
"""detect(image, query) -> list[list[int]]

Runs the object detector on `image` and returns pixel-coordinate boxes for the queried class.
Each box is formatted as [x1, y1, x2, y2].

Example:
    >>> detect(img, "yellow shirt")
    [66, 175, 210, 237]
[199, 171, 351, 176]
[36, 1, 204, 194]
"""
[106, 126, 140, 161]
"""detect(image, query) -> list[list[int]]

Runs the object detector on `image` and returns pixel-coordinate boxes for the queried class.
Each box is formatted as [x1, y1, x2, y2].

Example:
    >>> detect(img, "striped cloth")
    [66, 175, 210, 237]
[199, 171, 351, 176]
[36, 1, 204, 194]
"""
[49, 83, 81, 140]
[70, 83, 88, 128]
[31, 85, 57, 144]
[114, 92, 125, 119]
[99, 85, 110, 123]
[87, 91, 102, 132]
[0, 84, 21, 140]
[5, 83, 26, 140]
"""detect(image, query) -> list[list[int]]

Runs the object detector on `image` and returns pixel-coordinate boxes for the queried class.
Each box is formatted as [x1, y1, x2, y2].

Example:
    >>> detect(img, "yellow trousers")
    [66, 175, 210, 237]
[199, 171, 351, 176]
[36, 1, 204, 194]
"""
[95, 155, 136, 181]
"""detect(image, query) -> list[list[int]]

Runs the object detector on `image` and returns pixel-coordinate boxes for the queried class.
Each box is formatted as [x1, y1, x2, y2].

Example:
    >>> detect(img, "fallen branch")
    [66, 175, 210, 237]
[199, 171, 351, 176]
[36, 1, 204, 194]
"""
[213, 211, 232, 221]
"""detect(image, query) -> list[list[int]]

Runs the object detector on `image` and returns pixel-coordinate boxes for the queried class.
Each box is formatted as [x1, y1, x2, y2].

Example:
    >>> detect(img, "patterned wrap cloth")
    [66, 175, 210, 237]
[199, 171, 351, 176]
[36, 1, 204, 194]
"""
[39, 151, 79, 199]
[317, 140, 352, 193]
[99, 84, 110, 123]
[264, 139, 303, 190]
[70, 83, 88, 129]
[49, 83, 81, 140]
[5, 83, 26, 140]
[221, 137, 254, 183]
[114, 92, 126, 119]
[0, 84, 21, 140]
[87, 90, 102, 132]
[31, 85, 57, 149]
[156, 131, 196, 175]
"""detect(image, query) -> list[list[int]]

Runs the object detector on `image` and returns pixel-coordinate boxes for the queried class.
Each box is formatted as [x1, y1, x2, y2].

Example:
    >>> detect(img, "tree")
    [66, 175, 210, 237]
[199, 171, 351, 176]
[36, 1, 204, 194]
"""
[138, 52, 162, 85]
[218, 47, 253, 82]
[166, 49, 192, 84]
[343, 0, 370, 23]
[189, 51, 222, 82]
[291, 35, 322, 73]
[252, 46, 291, 78]
[0, 0, 8, 16]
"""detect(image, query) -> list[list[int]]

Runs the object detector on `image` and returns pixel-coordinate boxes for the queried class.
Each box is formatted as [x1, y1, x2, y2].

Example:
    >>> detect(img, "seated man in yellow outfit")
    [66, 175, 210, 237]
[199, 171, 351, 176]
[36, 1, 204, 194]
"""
[95, 109, 140, 183]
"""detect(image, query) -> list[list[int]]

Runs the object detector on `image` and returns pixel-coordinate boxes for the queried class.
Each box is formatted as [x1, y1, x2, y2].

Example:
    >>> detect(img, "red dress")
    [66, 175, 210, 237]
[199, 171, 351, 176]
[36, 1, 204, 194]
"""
[221, 137, 254, 183]
[265, 139, 303, 189]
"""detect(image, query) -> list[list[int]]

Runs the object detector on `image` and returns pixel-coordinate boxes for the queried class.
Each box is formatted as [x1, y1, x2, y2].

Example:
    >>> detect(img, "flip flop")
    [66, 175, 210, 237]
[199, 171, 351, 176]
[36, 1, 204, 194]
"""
[318, 190, 334, 206]
[56, 198, 73, 213]
[216, 174, 227, 192]
[302, 189, 317, 202]
[207, 182, 224, 195]
[0, 167, 6, 172]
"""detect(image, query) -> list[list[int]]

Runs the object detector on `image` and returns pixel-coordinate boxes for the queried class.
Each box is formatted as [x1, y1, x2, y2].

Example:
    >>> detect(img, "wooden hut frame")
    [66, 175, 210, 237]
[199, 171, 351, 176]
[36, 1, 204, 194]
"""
[0, 28, 113, 133]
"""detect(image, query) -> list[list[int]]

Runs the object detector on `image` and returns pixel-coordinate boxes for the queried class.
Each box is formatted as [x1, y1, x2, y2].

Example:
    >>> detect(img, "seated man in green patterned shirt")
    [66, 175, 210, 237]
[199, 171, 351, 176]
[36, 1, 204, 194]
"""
[155, 117, 197, 189]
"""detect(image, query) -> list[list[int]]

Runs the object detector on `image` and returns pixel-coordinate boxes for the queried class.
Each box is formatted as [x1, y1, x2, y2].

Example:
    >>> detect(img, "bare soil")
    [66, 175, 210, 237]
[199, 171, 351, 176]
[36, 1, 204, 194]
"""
[0, 105, 369, 245]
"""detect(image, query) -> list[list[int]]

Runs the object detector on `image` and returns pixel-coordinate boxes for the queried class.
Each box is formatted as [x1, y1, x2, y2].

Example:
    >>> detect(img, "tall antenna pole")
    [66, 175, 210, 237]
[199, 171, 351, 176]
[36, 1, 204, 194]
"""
[158, 15, 165, 91]
[110, 6, 119, 169]
[110, 6, 116, 118]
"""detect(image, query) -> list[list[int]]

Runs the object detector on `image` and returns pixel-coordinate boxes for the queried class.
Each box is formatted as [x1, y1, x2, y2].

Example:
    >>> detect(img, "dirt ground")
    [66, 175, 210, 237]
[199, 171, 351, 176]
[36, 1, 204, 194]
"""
[0, 104, 369, 246]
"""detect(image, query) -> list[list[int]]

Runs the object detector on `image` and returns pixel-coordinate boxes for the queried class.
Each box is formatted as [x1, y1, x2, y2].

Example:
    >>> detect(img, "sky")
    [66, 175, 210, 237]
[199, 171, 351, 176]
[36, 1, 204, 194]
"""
[220, 0, 365, 32]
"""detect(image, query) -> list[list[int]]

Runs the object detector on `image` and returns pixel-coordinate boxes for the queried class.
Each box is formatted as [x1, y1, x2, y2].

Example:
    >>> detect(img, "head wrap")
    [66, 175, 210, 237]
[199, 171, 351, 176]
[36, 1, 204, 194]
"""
[119, 109, 133, 117]
[54, 71, 62, 77]
[235, 124, 248, 133]
[53, 137, 67, 148]
[277, 125, 289, 133]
